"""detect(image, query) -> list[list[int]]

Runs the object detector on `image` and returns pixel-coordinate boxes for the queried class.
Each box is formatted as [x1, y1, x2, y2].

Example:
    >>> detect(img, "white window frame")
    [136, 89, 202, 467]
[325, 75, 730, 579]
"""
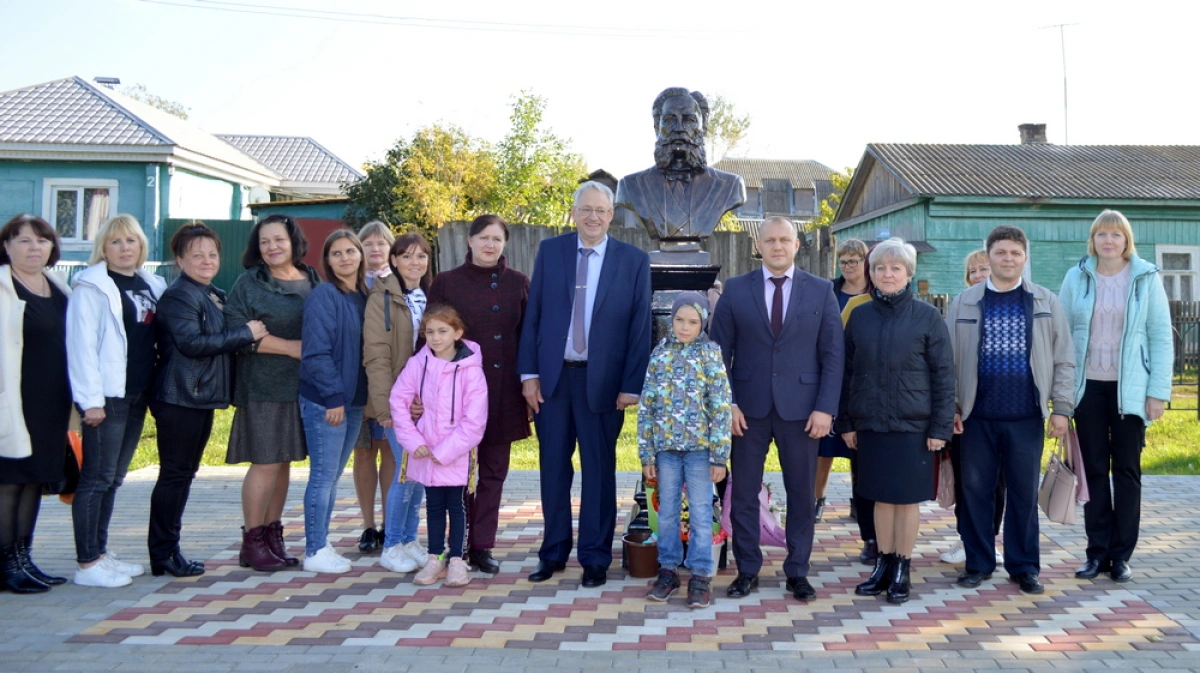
[41, 178, 119, 248]
[1156, 244, 1200, 302]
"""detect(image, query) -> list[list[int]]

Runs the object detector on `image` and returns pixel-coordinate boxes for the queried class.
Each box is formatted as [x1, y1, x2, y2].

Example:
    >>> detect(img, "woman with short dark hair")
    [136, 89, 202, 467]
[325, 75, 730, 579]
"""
[147, 223, 267, 577]
[0, 214, 72, 593]
[427, 214, 530, 574]
[225, 214, 320, 571]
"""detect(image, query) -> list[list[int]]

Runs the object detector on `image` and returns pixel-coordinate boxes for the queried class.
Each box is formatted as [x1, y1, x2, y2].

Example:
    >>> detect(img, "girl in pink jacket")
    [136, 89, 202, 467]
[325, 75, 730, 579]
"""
[390, 305, 487, 586]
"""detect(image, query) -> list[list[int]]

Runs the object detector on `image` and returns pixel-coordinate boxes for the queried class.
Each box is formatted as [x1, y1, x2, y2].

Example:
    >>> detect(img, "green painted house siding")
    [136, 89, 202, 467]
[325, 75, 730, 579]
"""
[836, 197, 1200, 296]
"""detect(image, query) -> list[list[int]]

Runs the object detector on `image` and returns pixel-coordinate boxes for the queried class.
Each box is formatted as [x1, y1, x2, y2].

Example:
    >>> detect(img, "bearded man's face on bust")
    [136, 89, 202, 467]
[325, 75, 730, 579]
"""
[653, 94, 707, 179]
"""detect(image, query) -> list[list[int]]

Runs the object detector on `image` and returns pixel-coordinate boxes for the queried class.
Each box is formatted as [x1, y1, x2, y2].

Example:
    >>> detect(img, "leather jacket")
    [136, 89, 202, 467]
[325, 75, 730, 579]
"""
[153, 273, 256, 409]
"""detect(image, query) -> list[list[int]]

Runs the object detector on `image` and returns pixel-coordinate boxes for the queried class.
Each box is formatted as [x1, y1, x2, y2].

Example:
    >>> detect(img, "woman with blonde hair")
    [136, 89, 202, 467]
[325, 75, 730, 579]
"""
[1059, 209, 1172, 583]
[67, 215, 166, 588]
[353, 220, 397, 553]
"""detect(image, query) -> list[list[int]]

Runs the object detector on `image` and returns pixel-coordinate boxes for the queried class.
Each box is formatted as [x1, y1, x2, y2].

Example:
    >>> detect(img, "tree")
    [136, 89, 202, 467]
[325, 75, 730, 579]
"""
[121, 83, 189, 120]
[344, 124, 494, 239]
[492, 92, 587, 225]
[705, 95, 751, 162]
[808, 168, 854, 230]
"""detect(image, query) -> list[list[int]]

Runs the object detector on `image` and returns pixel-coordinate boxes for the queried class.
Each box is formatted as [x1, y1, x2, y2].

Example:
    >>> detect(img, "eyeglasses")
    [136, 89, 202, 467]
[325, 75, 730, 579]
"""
[838, 258, 863, 267]
[576, 207, 611, 218]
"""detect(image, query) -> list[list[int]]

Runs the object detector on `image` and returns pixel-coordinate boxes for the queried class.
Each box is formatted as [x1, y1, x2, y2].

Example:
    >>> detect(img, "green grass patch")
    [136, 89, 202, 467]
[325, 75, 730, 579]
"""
[134, 401, 1200, 475]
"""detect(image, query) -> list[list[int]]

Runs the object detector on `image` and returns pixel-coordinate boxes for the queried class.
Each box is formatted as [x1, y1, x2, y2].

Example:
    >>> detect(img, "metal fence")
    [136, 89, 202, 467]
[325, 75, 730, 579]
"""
[50, 260, 179, 285]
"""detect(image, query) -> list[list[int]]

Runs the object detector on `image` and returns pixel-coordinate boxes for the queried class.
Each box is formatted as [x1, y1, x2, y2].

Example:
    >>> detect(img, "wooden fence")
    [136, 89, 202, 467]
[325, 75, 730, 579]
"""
[436, 221, 835, 283]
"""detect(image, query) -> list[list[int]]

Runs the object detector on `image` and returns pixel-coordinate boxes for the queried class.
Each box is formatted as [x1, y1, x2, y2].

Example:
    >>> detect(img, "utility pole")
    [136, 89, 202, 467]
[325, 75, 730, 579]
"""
[1041, 23, 1079, 145]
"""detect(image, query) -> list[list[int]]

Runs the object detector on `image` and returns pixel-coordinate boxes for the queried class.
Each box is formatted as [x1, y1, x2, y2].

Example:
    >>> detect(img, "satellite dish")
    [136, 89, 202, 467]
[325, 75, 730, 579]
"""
[248, 186, 271, 204]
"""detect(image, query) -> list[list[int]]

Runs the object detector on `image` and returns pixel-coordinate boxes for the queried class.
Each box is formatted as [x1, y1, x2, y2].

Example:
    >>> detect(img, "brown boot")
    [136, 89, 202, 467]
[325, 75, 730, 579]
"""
[239, 526, 286, 571]
[265, 521, 300, 566]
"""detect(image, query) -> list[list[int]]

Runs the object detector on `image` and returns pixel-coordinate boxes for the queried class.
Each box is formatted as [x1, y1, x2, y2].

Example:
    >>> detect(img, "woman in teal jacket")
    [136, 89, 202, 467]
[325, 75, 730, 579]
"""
[1058, 210, 1173, 584]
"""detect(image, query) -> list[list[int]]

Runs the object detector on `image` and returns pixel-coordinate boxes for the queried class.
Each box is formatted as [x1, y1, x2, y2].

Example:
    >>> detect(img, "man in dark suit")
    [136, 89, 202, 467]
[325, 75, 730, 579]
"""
[709, 216, 844, 601]
[518, 181, 652, 587]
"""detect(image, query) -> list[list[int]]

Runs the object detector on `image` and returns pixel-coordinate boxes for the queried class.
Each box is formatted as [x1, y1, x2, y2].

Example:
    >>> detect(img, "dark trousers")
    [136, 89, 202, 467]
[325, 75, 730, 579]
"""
[1076, 380, 1146, 563]
[466, 441, 511, 551]
[730, 406, 817, 578]
[426, 485, 467, 558]
[959, 416, 1044, 576]
[535, 367, 623, 567]
[148, 403, 214, 562]
[949, 433, 1005, 537]
[849, 453, 875, 542]
[72, 393, 148, 564]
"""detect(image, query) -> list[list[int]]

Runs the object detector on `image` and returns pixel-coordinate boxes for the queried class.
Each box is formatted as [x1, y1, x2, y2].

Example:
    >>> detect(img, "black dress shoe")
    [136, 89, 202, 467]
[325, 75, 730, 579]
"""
[151, 551, 206, 578]
[527, 560, 566, 582]
[786, 576, 816, 601]
[956, 570, 993, 588]
[1110, 560, 1132, 583]
[814, 497, 827, 523]
[468, 548, 501, 574]
[358, 528, 381, 553]
[726, 572, 759, 598]
[1011, 572, 1044, 594]
[859, 540, 879, 564]
[581, 565, 608, 587]
[1074, 558, 1106, 579]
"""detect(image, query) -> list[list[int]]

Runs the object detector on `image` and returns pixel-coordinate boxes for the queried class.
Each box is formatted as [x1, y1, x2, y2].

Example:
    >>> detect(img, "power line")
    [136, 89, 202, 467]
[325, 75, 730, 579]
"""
[138, 0, 743, 38]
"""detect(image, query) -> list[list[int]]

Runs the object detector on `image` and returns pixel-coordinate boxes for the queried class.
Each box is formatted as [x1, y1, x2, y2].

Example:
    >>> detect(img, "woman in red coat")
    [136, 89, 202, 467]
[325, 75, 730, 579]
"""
[427, 214, 530, 574]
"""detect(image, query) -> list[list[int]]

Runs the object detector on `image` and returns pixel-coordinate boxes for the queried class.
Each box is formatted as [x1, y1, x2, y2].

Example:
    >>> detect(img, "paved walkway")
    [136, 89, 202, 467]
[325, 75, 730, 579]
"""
[4, 467, 1200, 672]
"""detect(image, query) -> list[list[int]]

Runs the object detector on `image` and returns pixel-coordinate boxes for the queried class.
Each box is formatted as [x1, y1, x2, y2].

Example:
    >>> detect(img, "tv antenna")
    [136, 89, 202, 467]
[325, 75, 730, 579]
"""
[1041, 22, 1080, 144]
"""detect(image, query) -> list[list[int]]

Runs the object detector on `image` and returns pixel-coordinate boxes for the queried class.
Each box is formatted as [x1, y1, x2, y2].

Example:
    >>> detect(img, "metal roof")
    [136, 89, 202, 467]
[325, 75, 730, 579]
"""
[868, 143, 1200, 200]
[0, 76, 278, 181]
[713, 157, 836, 189]
[217, 135, 362, 184]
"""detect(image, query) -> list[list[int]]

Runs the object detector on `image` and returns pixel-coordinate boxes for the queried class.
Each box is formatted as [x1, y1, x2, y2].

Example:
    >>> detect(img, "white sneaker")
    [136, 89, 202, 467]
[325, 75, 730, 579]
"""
[101, 552, 145, 577]
[940, 542, 966, 564]
[404, 541, 428, 569]
[74, 562, 133, 588]
[303, 544, 351, 574]
[995, 546, 1005, 563]
[381, 545, 418, 573]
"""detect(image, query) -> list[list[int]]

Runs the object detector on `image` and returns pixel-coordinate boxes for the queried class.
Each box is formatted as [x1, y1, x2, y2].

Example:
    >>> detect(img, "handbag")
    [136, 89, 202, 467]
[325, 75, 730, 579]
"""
[1038, 438, 1078, 524]
[936, 450, 955, 509]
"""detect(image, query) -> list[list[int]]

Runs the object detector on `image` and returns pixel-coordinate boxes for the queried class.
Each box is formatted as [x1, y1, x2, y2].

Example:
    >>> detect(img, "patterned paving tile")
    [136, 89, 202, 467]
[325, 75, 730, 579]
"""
[70, 496, 1198, 651]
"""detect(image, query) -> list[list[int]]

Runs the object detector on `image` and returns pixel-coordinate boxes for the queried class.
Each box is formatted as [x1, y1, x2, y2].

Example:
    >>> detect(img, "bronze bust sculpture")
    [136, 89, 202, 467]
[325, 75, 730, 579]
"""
[616, 87, 746, 264]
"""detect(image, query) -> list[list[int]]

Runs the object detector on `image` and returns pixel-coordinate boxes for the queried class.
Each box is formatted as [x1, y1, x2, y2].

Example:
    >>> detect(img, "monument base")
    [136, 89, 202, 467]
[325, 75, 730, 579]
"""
[650, 264, 720, 293]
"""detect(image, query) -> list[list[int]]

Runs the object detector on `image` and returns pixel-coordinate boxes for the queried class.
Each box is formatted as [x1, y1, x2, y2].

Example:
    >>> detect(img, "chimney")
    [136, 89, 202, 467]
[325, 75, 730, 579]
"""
[1019, 123, 1048, 145]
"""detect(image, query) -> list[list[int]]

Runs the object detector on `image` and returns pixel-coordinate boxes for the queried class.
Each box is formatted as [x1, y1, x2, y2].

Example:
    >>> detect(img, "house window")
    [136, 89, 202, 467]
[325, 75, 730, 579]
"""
[1157, 245, 1200, 302]
[42, 179, 119, 242]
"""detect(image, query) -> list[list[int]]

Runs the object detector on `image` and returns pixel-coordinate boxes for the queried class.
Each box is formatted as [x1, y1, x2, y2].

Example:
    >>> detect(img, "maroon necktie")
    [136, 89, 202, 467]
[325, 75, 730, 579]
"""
[770, 276, 786, 338]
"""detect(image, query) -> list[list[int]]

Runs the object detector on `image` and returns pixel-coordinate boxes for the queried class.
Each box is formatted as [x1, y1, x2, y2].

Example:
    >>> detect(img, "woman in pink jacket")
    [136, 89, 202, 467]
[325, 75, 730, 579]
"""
[390, 305, 487, 587]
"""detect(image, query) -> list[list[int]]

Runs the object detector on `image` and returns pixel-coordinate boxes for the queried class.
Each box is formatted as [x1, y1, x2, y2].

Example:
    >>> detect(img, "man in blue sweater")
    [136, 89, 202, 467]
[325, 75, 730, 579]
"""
[944, 225, 1075, 595]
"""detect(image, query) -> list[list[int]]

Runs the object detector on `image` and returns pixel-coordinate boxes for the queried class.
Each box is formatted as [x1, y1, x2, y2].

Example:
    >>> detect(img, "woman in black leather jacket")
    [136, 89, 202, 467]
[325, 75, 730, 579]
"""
[836, 237, 955, 604]
[147, 223, 267, 577]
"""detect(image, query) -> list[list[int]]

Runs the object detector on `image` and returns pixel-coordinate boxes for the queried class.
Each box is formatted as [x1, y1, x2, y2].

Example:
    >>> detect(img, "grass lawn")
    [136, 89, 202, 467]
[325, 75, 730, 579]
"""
[133, 384, 1200, 475]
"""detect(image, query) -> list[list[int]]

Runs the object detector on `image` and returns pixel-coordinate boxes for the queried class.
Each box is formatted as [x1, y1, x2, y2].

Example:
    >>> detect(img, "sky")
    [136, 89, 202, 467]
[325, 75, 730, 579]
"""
[3, 0, 1200, 178]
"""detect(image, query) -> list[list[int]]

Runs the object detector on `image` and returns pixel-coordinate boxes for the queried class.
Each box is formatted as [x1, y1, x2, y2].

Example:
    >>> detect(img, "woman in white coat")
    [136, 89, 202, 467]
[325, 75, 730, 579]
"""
[67, 215, 166, 588]
[0, 214, 73, 594]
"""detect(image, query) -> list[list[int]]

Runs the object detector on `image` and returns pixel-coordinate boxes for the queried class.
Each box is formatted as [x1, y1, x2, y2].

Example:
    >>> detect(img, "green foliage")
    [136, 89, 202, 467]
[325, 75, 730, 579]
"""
[120, 83, 189, 120]
[705, 95, 751, 163]
[343, 93, 585, 236]
[492, 92, 587, 225]
[808, 168, 854, 230]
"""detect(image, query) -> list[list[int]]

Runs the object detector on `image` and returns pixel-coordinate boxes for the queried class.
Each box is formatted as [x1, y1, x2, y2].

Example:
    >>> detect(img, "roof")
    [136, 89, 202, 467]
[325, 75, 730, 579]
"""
[218, 135, 362, 184]
[0, 76, 278, 183]
[713, 157, 836, 190]
[866, 143, 1200, 200]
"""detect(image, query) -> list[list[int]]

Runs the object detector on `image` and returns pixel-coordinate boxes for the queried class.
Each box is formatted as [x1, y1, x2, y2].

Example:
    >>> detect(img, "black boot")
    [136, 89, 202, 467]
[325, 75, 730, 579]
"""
[887, 556, 911, 604]
[17, 536, 66, 586]
[1, 543, 50, 594]
[467, 548, 500, 574]
[855, 552, 894, 596]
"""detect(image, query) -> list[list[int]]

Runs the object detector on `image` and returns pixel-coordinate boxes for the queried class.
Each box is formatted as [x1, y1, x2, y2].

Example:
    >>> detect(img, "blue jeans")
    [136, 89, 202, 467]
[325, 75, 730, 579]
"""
[382, 427, 425, 548]
[655, 450, 715, 578]
[299, 396, 364, 557]
[72, 393, 148, 564]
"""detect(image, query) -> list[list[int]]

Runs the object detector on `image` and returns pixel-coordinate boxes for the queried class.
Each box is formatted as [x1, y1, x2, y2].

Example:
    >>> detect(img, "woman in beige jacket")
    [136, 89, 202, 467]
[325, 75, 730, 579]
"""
[362, 233, 433, 573]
